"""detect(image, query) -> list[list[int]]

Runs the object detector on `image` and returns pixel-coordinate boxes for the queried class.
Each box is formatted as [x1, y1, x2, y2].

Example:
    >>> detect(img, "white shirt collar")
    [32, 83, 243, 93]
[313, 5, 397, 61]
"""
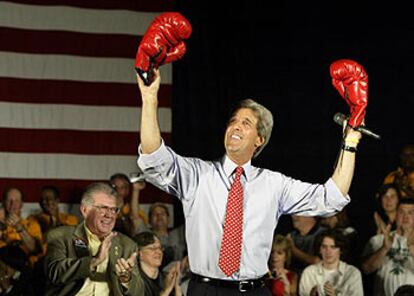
[223, 155, 252, 181]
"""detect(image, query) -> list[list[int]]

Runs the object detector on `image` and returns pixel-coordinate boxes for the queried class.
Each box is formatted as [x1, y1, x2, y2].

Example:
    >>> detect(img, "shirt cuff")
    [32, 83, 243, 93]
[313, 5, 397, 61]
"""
[137, 139, 169, 169]
[326, 178, 350, 210]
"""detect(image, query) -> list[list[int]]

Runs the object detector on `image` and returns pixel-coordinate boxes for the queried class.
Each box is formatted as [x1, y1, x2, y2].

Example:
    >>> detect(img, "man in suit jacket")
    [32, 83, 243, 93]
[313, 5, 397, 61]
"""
[44, 182, 143, 296]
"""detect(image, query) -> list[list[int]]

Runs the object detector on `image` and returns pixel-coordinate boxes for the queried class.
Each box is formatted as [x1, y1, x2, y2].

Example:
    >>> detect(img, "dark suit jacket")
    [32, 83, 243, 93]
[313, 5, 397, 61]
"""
[44, 223, 143, 296]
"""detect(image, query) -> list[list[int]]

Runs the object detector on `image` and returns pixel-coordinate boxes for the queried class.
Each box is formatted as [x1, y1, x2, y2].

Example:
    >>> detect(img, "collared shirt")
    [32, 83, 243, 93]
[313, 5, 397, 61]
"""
[138, 142, 349, 280]
[363, 232, 414, 296]
[75, 225, 110, 296]
[299, 261, 363, 296]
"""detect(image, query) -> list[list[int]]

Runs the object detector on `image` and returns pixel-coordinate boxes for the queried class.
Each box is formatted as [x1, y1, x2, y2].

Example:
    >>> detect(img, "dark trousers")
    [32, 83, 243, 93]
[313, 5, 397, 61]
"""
[186, 278, 272, 296]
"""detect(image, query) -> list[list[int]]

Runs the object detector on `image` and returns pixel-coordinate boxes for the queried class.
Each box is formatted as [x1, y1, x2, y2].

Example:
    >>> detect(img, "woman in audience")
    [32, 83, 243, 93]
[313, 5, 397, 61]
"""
[110, 173, 148, 236]
[134, 231, 182, 296]
[267, 234, 298, 296]
[373, 183, 400, 234]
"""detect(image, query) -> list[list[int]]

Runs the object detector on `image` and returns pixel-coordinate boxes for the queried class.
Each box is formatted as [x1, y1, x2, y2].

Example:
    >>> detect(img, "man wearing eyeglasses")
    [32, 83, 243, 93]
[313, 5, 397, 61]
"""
[44, 182, 143, 296]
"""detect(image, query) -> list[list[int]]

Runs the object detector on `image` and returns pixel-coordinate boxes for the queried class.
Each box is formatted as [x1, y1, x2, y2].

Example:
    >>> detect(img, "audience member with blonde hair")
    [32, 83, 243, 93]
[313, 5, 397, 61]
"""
[268, 234, 298, 296]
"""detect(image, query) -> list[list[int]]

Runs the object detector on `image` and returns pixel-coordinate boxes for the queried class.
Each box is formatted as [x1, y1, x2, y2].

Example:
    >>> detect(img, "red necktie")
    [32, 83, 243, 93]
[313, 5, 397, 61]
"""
[219, 166, 244, 276]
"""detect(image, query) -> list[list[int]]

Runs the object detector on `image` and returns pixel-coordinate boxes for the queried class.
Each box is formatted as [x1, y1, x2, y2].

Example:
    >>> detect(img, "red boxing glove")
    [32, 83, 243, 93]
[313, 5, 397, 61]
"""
[135, 12, 192, 85]
[330, 59, 368, 128]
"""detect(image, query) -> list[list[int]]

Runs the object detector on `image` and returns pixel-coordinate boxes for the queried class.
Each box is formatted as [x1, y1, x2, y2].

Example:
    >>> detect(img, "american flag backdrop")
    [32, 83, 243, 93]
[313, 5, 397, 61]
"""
[0, 0, 175, 217]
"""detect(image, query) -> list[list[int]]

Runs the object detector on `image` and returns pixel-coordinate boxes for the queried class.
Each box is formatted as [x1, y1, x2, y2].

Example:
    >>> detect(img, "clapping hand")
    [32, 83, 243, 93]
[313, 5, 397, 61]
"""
[115, 252, 138, 283]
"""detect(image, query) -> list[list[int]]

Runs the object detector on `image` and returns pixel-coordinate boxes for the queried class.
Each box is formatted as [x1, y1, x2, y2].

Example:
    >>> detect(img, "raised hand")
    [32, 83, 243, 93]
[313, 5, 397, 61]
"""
[135, 12, 192, 85]
[115, 252, 138, 283]
[330, 59, 368, 129]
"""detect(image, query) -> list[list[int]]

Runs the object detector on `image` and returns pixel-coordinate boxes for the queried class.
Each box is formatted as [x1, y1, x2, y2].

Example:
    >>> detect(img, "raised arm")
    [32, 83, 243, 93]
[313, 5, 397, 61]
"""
[331, 127, 362, 196]
[138, 69, 162, 154]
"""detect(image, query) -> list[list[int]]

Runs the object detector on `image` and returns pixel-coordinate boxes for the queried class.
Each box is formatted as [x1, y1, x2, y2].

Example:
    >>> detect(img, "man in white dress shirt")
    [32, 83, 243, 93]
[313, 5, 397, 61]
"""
[137, 70, 361, 296]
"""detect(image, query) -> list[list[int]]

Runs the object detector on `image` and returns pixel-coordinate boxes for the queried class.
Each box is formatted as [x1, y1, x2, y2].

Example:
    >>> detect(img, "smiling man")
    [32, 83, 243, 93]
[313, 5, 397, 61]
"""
[44, 182, 143, 296]
[137, 70, 361, 296]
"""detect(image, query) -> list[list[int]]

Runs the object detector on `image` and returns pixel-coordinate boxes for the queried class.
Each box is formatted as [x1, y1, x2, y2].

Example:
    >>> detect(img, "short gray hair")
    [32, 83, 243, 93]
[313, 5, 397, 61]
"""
[231, 99, 274, 158]
[81, 182, 118, 206]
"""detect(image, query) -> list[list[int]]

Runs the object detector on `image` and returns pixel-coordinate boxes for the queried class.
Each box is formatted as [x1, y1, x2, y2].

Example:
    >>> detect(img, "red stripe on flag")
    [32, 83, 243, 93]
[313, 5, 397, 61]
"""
[5, 0, 175, 12]
[0, 178, 174, 204]
[0, 1, 175, 210]
[0, 128, 171, 155]
[0, 27, 140, 58]
[0, 78, 172, 107]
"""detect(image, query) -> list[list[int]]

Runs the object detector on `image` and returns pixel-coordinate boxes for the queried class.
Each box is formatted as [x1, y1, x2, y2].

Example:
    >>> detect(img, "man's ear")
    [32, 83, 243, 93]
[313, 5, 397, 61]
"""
[255, 136, 265, 148]
[80, 204, 88, 219]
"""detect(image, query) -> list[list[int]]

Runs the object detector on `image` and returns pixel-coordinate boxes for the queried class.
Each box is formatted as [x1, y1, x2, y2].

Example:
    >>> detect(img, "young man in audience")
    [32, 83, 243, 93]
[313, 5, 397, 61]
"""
[299, 229, 363, 296]
[361, 198, 414, 296]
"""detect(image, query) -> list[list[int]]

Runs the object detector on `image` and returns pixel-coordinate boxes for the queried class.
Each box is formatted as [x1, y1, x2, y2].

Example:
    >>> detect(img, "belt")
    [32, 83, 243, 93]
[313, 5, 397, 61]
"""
[191, 273, 266, 292]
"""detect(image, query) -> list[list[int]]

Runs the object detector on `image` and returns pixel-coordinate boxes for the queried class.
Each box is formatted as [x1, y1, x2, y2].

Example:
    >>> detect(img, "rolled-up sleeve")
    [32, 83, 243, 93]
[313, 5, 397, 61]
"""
[137, 141, 200, 199]
[279, 176, 350, 217]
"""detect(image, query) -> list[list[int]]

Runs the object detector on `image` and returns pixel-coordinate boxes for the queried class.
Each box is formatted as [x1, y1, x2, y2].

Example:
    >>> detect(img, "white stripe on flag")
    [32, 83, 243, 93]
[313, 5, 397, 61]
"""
[0, 2, 158, 35]
[0, 152, 140, 180]
[0, 102, 171, 132]
[0, 52, 172, 84]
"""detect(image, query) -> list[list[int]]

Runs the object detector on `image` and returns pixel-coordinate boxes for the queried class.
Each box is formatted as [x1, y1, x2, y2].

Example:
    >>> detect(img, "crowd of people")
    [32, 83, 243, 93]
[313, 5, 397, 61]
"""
[0, 175, 189, 296]
[0, 145, 413, 296]
[0, 64, 413, 295]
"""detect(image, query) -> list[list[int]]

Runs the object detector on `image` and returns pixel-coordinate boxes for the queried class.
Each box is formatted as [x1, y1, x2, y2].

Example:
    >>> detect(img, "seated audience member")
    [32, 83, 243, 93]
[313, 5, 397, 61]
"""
[373, 184, 400, 235]
[267, 234, 298, 296]
[299, 229, 363, 296]
[288, 215, 327, 274]
[29, 185, 79, 295]
[148, 203, 187, 268]
[110, 173, 148, 236]
[44, 182, 142, 295]
[32, 185, 78, 239]
[361, 199, 414, 296]
[320, 208, 360, 265]
[383, 144, 414, 198]
[0, 187, 43, 266]
[134, 231, 182, 296]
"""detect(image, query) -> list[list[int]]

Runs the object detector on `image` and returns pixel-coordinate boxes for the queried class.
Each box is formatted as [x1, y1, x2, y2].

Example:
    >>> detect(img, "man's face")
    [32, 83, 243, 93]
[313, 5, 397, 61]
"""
[40, 189, 59, 215]
[81, 192, 117, 238]
[4, 189, 23, 216]
[396, 203, 414, 231]
[111, 178, 130, 201]
[224, 108, 264, 161]
[320, 237, 341, 266]
[150, 206, 169, 230]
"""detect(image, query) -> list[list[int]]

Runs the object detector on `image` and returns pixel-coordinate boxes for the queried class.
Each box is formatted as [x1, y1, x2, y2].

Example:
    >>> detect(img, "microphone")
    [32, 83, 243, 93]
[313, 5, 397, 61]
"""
[333, 112, 381, 140]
